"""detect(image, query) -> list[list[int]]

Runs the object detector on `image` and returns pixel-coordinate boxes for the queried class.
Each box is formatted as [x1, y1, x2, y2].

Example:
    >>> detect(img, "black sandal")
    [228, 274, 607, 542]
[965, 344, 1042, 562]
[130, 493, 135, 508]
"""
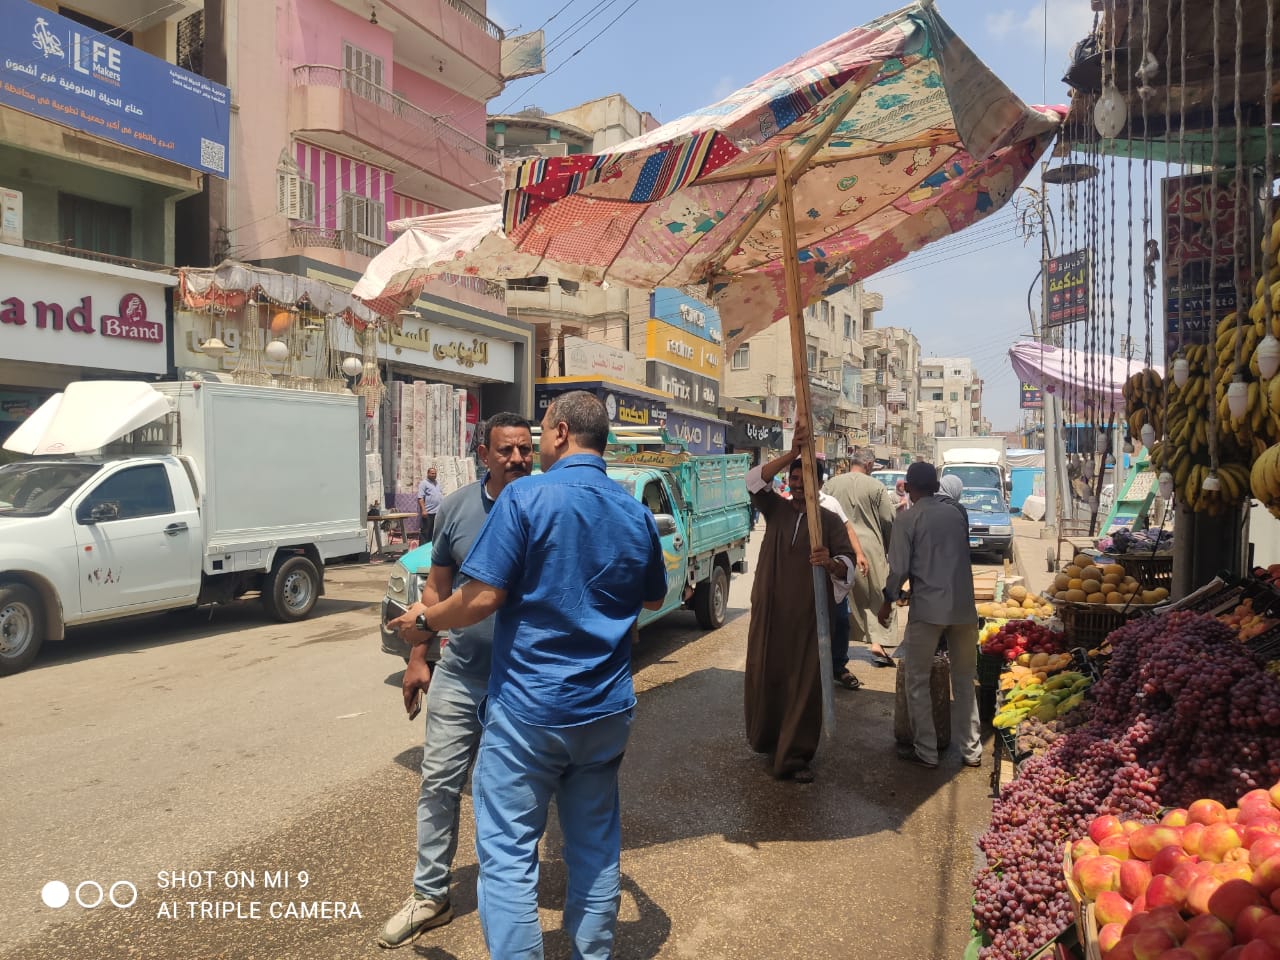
[871, 652, 896, 668]
[836, 671, 861, 690]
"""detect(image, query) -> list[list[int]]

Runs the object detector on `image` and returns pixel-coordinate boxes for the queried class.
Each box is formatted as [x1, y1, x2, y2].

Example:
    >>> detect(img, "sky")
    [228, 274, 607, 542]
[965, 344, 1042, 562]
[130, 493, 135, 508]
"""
[483, 0, 1104, 432]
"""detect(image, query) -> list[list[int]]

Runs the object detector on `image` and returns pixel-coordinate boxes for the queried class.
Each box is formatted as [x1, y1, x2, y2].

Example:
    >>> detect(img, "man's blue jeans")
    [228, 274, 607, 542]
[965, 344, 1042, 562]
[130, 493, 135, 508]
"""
[473, 697, 633, 960]
[413, 665, 488, 900]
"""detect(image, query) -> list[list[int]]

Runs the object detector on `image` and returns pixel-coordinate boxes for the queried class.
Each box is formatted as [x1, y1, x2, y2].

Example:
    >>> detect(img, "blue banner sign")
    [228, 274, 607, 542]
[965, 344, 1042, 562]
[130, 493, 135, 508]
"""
[1, 0, 230, 177]
[650, 288, 723, 345]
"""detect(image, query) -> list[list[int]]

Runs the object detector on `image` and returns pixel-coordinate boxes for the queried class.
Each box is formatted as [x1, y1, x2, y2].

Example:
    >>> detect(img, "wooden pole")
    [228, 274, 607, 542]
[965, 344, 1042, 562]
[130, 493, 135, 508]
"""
[775, 148, 824, 548]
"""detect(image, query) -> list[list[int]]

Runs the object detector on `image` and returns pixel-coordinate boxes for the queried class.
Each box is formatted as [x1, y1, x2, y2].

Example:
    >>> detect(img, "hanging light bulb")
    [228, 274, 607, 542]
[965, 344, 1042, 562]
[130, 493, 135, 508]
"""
[1094, 82, 1127, 138]
[1258, 334, 1280, 380]
[265, 339, 290, 363]
[1202, 472, 1221, 492]
[1158, 471, 1174, 500]
[1140, 422, 1156, 449]
[200, 337, 229, 359]
[341, 356, 363, 377]
[1227, 378, 1249, 421]
[1172, 357, 1190, 388]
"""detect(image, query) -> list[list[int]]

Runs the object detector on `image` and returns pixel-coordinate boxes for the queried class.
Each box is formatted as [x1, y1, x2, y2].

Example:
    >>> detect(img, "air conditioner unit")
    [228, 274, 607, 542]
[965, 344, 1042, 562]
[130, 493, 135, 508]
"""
[0, 187, 22, 244]
[534, 142, 569, 158]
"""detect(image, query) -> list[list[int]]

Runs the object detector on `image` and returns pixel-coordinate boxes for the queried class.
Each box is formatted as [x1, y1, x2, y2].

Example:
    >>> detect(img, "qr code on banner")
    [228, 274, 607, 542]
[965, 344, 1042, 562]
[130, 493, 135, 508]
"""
[200, 138, 226, 173]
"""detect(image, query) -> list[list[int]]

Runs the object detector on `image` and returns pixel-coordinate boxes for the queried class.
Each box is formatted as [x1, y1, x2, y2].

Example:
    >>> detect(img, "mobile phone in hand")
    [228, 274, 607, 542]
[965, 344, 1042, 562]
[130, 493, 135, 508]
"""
[407, 688, 423, 721]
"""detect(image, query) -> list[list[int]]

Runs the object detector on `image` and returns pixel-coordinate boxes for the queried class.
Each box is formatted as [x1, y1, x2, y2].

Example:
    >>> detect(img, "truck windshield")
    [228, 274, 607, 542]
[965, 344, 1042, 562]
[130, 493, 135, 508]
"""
[0, 461, 102, 517]
[942, 465, 1001, 491]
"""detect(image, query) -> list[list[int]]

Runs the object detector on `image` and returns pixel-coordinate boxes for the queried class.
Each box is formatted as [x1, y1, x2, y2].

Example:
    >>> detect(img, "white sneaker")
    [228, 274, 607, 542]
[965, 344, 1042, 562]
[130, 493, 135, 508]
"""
[376, 893, 453, 949]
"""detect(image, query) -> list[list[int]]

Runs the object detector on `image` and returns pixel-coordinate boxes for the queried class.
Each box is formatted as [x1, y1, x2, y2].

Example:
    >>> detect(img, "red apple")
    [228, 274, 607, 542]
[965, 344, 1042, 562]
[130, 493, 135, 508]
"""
[1244, 825, 1280, 850]
[1108, 935, 1140, 960]
[1133, 825, 1187, 861]
[1190, 874, 1227, 915]
[1131, 927, 1179, 960]
[1191, 800, 1231, 826]
[1098, 921, 1125, 954]
[1254, 855, 1280, 896]
[1186, 824, 1210, 856]
[1235, 905, 1278, 945]
[1122, 859, 1155, 900]
[1089, 814, 1125, 844]
[1126, 820, 1146, 836]
[1252, 838, 1280, 870]
[1180, 930, 1233, 959]
[1176, 862, 1209, 890]
[1203, 823, 1246, 863]
[1187, 915, 1234, 938]
[1209, 878, 1266, 926]
[1255, 913, 1280, 948]
[1238, 942, 1280, 960]
[1098, 890, 1136, 926]
[1074, 836, 1102, 860]
[1102, 834, 1136, 860]
[1074, 855, 1125, 900]
[1153, 845, 1197, 877]
[1147, 906, 1191, 942]
[1147, 874, 1191, 911]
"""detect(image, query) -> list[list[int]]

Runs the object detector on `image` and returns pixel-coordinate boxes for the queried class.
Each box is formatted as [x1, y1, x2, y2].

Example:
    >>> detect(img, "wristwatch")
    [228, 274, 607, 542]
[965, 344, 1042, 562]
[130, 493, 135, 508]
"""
[413, 611, 442, 664]
[415, 611, 434, 634]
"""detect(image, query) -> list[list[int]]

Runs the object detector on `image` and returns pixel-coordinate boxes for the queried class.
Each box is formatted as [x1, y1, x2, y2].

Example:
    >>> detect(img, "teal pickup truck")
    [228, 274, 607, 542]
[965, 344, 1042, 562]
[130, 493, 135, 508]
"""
[379, 433, 752, 659]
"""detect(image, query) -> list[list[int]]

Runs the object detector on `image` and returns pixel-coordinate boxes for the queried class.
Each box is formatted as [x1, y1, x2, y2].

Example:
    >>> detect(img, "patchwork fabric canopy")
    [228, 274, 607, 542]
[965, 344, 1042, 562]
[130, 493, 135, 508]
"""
[498, 0, 1062, 350]
[354, 2, 1061, 351]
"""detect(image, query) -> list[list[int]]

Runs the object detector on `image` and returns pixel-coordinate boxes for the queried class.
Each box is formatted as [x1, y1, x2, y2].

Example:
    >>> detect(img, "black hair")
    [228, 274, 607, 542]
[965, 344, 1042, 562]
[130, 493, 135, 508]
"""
[789, 458, 826, 484]
[544, 391, 609, 452]
[481, 412, 533, 447]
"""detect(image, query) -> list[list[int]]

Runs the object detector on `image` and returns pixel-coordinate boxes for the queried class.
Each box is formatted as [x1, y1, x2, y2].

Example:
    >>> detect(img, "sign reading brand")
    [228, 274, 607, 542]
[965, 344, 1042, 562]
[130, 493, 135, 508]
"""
[646, 359, 719, 415]
[1046, 249, 1090, 327]
[1, 249, 170, 374]
[1, 0, 231, 177]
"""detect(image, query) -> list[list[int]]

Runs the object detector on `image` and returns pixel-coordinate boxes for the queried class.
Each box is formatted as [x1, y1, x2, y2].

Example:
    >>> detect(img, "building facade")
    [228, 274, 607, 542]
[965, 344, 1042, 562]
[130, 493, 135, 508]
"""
[723, 282, 883, 464]
[0, 0, 220, 449]
[861, 325, 921, 468]
[918, 356, 988, 441]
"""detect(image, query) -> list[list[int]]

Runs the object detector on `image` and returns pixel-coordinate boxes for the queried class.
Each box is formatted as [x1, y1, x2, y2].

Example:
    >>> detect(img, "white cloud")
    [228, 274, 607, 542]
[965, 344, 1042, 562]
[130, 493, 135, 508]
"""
[987, 2, 1095, 57]
[709, 75, 737, 104]
[985, 10, 1018, 38]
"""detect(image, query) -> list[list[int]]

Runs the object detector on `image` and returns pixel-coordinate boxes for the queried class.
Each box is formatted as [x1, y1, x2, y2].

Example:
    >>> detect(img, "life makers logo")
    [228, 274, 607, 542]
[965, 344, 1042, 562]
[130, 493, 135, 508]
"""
[31, 12, 125, 85]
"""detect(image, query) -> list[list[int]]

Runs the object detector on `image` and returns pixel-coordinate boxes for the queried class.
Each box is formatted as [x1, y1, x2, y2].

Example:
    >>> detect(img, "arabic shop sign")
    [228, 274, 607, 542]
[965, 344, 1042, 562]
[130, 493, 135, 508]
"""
[727, 415, 784, 449]
[340, 314, 515, 381]
[562, 335, 631, 379]
[1020, 382, 1042, 409]
[646, 359, 719, 415]
[1162, 173, 1249, 355]
[1046, 249, 1089, 327]
[535, 384, 667, 427]
[2, 0, 231, 177]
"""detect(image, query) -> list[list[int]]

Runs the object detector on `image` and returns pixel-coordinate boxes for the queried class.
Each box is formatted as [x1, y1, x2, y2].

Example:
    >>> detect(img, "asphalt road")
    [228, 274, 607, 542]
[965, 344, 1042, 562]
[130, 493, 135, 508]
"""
[0, 547, 1005, 960]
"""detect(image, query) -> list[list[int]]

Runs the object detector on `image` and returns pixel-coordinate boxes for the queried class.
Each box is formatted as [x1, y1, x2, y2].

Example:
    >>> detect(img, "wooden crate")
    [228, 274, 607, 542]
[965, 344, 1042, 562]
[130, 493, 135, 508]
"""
[973, 570, 999, 601]
[1063, 846, 1102, 960]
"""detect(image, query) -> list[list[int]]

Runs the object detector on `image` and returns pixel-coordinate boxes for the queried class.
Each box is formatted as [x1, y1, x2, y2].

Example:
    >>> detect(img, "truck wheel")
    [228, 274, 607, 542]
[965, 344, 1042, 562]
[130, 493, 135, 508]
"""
[693, 565, 729, 630]
[263, 556, 320, 622]
[0, 584, 45, 676]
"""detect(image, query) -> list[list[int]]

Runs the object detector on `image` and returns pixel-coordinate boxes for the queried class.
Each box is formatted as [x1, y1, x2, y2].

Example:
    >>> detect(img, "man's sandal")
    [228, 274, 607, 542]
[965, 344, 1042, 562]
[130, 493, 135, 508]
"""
[836, 671, 861, 690]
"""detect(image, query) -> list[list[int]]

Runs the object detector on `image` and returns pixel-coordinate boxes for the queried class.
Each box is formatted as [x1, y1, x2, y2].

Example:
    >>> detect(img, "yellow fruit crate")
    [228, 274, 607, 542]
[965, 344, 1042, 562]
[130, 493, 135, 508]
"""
[1062, 846, 1103, 960]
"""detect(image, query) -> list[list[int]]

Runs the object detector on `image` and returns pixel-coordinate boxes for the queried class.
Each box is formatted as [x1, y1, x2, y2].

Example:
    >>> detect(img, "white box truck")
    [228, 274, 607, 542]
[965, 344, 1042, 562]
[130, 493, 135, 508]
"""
[0, 380, 366, 675]
[934, 436, 1009, 498]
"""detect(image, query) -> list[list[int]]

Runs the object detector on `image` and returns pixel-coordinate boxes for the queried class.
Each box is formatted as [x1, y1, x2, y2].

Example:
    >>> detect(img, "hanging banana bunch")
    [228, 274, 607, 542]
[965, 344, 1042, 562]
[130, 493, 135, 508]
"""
[1122, 368, 1164, 444]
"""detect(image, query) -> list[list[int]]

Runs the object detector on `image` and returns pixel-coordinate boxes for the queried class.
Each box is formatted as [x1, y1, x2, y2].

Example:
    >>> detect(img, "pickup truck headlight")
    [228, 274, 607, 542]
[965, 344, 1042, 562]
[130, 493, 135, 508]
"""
[386, 561, 411, 604]
[988, 524, 1013, 536]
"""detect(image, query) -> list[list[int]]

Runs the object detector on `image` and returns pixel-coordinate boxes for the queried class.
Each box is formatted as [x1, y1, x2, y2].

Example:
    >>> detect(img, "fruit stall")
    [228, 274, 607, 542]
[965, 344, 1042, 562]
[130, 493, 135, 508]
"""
[968, 581, 1280, 960]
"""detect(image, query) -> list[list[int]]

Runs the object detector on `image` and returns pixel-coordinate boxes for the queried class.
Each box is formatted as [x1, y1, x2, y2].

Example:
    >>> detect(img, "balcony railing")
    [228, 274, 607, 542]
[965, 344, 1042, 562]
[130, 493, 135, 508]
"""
[293, 65, 499, 168]
[21, 238, 171, 274]
[289, 225, 387, 259]
[444, 0, 505, 40]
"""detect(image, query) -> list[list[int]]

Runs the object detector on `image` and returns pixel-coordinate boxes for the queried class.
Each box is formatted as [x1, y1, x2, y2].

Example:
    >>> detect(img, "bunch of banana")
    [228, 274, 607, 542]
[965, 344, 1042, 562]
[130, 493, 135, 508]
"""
[1250, 443, 1280, 520]
[991, 671, 1092, 729]
[1123, 368, 1164, 440]
[1180, 461, 1252, 515]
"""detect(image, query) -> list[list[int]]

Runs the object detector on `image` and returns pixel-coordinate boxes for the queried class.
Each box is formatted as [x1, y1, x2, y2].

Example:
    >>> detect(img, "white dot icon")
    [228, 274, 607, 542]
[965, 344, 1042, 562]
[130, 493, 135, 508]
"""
[41, 881, 70, 909]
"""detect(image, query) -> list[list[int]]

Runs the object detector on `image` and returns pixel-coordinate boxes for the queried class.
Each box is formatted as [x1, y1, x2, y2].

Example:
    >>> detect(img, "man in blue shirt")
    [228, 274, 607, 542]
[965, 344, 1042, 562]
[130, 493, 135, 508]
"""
[411, 391, 667, 960]
[379, 413, 534, 949]
[417, 467, 443, 542]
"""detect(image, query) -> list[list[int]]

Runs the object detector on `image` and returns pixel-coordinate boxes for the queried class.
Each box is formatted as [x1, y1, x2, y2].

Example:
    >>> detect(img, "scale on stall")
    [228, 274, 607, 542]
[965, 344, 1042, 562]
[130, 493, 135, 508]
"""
[1101, 455, 1160, 533]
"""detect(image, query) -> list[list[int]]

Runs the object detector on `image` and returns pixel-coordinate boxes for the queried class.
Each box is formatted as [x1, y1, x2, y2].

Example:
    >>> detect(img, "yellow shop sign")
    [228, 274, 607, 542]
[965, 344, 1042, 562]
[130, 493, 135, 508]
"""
[645, 319, 721, 377]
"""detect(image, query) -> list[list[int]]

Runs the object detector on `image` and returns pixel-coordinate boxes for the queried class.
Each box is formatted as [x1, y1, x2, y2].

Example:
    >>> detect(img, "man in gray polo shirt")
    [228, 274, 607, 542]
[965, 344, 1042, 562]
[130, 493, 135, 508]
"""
[379, 412, 534, 949]
[877, 461, 981, 770]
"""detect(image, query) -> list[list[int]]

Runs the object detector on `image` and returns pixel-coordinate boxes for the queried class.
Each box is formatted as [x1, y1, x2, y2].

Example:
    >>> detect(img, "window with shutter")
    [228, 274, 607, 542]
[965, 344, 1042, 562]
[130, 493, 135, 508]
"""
[276, 151, 314, 221]
[343, 42, 384, 102]
[338, 192, 386, 246]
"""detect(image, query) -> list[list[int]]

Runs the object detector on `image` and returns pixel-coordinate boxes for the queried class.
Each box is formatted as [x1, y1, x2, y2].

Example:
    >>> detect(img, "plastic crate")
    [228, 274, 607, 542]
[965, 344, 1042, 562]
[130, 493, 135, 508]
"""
[977, 651, 1006, 686]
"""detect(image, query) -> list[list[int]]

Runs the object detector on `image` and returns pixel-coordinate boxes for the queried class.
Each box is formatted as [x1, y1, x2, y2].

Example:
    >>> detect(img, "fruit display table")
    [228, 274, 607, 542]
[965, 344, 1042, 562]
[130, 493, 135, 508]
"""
[969, 592, 1280, 960]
